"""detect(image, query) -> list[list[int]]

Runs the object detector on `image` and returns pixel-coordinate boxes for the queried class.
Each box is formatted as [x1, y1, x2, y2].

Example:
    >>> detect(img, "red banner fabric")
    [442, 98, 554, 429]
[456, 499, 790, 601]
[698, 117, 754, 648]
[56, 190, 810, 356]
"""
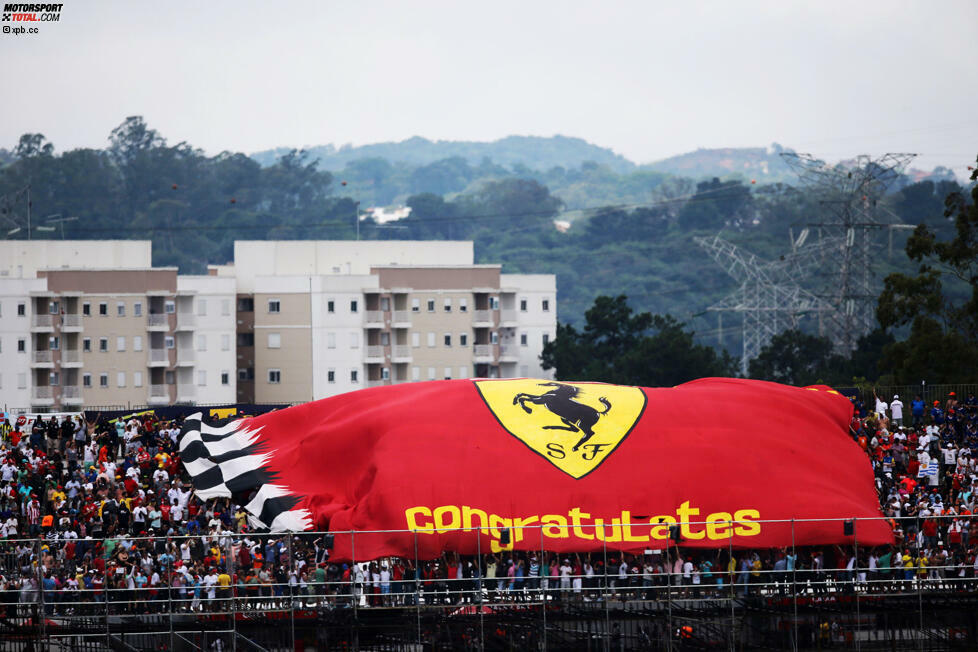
[180, 378, 892, 561]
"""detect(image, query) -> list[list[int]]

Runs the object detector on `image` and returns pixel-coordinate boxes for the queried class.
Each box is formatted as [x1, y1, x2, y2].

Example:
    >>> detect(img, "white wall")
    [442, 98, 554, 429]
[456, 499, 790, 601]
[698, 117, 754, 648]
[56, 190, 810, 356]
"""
[310, 275, 378, 399]
[503, 274, 557, 379]
[0, 241, 152, 278]
[231, 241, 474, 292]
[177, 276, 237, 404]
[0, 278, 45, 409]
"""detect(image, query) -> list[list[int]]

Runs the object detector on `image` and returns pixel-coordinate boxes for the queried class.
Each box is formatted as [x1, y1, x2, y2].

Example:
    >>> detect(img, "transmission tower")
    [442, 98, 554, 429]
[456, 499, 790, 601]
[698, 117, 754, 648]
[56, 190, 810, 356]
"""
[780, 152, 915, 352]
[695, 234, 837, 375]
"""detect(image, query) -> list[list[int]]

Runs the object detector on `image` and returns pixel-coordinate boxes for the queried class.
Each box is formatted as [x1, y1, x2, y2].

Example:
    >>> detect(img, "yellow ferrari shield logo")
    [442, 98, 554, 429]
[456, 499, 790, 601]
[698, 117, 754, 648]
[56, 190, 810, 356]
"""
[474, 379, 647, 479]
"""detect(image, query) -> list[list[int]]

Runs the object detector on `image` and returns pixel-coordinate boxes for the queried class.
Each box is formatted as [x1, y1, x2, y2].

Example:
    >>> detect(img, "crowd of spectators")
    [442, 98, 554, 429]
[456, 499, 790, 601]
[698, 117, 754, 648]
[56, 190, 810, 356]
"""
[0, 389, 976, 618]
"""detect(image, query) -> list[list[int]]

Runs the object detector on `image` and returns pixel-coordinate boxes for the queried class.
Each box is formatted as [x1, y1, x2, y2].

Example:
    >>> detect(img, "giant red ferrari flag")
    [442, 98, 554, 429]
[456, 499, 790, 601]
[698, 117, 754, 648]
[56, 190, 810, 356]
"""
[180, 378, 891, 560]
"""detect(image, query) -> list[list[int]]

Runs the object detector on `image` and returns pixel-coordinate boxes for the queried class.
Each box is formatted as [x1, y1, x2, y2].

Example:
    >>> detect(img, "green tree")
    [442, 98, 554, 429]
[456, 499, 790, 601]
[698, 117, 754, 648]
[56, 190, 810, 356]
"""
[748, 329, 849, 386]
[876, 159, 978, 382]
[540, 295, 735, 386]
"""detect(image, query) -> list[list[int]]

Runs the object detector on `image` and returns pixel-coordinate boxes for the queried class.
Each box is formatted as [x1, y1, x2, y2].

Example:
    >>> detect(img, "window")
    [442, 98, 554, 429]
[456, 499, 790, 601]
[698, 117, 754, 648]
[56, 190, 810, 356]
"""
[133, 371, 143, 388]
[237, 297, 254, 312]
[164, 336, 175, 349]
[17, 338, 26, 353]
[17, 303, 25, 316]
[116, 372, 126, 388]
[221, 334, 230, 351]
[197, 299, 207, 316]
[99, 373, 108, 388]
[490, 297, 499, 310]
[350, 369, 359, 383]
[381, 297, 390, 312]
[134, 302, 142, 317]
[82, 337, 91, 352]
[220, 371, 229, 385]
[426, 299, 435, 313]
[221, 299, 230, 316]
[99, 338, 108, 352]
[267, 299, 280, 313]
[268, 369, 281, 384]
[46, 301, 58, 315]
[459, 298, 468, 313]
[443, 298, 452, 312]
[490, 331, 499, 344]
[49, 371, 59, 386]
[458, 366, 468, 379]
[116, 336, 125, 352]
[165, 371, 175, 384]
[164, 301, 175, 314]
[520, 333, 528, 346]
[99, 302, 107, 316]
[520, 299, 527, 312]
[543, 333, 550, 346]
[350, 300, 358, 313]
[459, 333, 468, 347]
[444, 333, 452, 347]
[197, 370, 207, 386]
[327, 369, 335, 383]
[350, 332, 359, 348]
[411, 298, 420, 312]
[444, 367, 452, 380]
[427, 367, 436, 381]
[49, 336, 59, 351]
[198, 335, 207, 351]
[82, 373, 92, 387]
[82, 302, 91, 316]
[542, 299, 550, 312]
[427, 332, 435, 347]
[327, 300, 335, 313]
[411, 332, 420, 348]
[268, 333, 281, 349]
[411, 366, 420, 381]
[133, 336, 143, 352]
[327, 332, 336, 349]
[117, 302, 125, 317]
[381, 367, 390, 380]
[380, 332, 390, 346]
[238, 368, 254, 381]
[17, 373, 27, 389]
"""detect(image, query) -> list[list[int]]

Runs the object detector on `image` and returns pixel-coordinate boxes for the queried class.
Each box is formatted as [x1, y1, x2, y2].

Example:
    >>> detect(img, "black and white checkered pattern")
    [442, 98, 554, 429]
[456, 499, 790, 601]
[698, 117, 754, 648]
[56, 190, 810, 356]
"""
[180, 413, 312, 531]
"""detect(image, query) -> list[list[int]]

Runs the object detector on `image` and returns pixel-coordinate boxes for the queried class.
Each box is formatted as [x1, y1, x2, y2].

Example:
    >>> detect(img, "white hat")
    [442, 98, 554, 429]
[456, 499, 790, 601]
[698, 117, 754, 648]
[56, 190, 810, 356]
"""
[893, 394, 899, 400]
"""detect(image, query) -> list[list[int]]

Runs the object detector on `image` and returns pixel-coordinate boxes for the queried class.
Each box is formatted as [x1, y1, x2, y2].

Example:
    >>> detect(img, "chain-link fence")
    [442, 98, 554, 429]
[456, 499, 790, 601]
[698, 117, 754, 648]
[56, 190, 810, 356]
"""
[1, 515, 976, 650]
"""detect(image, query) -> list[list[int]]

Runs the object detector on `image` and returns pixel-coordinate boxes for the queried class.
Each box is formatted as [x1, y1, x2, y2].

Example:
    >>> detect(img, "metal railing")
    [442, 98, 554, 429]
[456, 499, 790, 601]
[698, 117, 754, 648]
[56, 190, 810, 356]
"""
[0, 516, 975, 650]
[31, 349, 53, 364]
[31, 314, 53, 328]
[147, 314, 169, 328]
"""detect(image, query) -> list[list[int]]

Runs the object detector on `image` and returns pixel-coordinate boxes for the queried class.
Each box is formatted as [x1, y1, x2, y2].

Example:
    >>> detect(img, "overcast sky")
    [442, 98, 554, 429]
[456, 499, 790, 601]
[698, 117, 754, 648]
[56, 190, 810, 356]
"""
[1, 1, 976, 173]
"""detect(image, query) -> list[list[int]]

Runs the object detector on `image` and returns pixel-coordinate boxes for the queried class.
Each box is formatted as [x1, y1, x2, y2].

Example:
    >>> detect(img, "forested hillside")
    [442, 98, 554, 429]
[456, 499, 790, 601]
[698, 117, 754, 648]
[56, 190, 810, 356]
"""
[0, 117, 966, 357]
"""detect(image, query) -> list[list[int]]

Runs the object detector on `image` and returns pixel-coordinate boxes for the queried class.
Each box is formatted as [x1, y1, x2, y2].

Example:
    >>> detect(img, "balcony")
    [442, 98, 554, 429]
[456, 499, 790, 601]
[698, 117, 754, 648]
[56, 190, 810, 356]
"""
[175, 314, 196, 331]
[147, 348, 169, 367]
[31, 386, 55, 405]
[176, 350, 196, 366]
[61, 385, 83, 405]
[392, 310, 412, 328]
[391, 345, 412, 362]
[365, 345, 385, 363]
[499, 309, 518, 326]
[62, 349, 83, 367]
[364, 311, 385, 328]
[61, 314, 83, 332]
[30, 350, 54, 367]
[473, 344, 494, 363]
[148, 385, 170, 404]
[472, 310, 493, 327]
[499, 344, 519, 362]
[147, 314, 169, 331]
[176, 384, 196, 402]
[30, 314, 54, 332]
[366, 379, 391, 388]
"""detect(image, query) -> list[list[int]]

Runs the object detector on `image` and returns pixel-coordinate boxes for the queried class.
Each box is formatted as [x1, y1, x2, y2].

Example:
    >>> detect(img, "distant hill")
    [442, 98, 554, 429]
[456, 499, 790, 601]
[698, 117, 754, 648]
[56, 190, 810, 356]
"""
[251, 135, 636, 174]
[643, 143, 799, 183]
